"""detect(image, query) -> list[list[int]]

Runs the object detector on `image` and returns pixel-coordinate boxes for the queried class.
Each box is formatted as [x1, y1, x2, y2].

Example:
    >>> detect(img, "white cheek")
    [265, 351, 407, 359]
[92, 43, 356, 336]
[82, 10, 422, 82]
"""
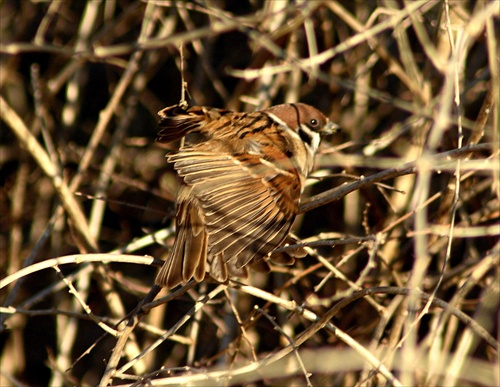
[308, 131, 321, 154]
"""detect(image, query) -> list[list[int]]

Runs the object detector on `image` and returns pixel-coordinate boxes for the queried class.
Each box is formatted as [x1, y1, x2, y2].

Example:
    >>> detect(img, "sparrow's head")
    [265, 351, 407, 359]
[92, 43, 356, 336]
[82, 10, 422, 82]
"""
[263, 103, 340, 177]
[265, 102, 340, 152]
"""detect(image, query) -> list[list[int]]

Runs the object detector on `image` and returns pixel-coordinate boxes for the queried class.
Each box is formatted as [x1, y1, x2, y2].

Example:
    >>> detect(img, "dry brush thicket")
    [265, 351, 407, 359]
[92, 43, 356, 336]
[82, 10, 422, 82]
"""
[0, 1, 498, 386]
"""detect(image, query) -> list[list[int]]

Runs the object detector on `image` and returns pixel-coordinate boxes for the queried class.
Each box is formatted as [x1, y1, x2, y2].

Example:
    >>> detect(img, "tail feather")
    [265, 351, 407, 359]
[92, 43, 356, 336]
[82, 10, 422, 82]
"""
[154, 192, 208, 288]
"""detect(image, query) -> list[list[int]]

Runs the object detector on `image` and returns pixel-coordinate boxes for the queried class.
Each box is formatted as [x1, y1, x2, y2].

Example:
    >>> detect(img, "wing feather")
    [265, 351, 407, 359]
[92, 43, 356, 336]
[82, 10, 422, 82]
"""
[168, 144, 300, 279]
[157, 105, 231, 143]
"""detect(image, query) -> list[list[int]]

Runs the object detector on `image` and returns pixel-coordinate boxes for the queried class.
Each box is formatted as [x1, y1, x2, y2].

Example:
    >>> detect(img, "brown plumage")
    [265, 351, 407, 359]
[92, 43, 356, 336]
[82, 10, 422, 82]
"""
[155, 103, 339, 288]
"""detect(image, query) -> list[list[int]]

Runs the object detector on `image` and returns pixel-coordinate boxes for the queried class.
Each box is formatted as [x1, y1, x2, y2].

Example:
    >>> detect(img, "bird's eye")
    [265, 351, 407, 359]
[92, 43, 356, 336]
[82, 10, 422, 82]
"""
[309, 119, 318, 127]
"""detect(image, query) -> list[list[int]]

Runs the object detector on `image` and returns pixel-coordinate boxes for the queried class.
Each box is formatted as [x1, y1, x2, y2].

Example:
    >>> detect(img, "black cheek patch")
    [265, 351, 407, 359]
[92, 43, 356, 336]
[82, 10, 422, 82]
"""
[298, 127, 313, 145]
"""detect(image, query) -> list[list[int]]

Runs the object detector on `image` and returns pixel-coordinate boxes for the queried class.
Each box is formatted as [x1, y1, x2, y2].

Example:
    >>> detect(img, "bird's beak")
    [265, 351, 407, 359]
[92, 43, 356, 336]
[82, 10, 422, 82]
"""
[321, 120, 341, 136]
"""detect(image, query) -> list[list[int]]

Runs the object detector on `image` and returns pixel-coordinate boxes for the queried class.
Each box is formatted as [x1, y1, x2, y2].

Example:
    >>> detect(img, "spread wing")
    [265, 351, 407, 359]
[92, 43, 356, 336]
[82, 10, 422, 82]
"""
[154, 104, 305, 288]
[162, 142, 301, 285]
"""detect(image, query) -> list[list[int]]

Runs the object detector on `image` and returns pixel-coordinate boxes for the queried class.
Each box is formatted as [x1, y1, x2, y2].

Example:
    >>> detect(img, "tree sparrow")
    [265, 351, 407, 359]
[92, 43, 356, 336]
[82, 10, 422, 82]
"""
[155, 103, 339, 288]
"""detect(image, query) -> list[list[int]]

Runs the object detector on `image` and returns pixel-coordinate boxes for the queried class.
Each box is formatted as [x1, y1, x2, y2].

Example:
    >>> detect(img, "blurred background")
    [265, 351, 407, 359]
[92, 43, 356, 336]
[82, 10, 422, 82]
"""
[1, 1, 498, 385]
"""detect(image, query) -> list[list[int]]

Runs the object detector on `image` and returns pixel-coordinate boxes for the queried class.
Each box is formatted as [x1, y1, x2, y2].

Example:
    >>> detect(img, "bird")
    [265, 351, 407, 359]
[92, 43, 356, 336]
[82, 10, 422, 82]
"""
[154, 102, 340, 288]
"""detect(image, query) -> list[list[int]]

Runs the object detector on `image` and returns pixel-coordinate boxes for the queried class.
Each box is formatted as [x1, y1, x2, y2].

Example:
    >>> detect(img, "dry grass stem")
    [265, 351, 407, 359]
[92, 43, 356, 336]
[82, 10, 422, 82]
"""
[1, 1, 497, 385]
